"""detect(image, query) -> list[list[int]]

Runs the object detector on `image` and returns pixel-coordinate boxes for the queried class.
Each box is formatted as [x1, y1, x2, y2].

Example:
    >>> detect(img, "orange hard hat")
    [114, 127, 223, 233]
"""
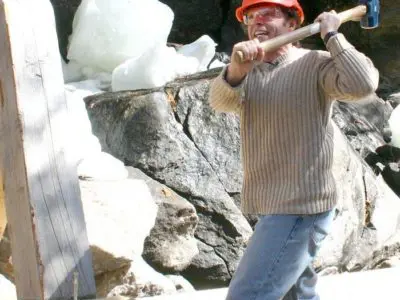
[236, 0, 304, 24]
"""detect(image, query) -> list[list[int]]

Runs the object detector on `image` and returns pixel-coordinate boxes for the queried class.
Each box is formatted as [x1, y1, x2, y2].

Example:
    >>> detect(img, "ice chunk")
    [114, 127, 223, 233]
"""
[177, 35, 217, 71]
[389, 105, 400, 148]
[112, 35, 219, 91]
[112, 46, 199, 91]
[67, 0, 174, 72]
[61, 58, 84, 83]
[64, 82, 103, 164]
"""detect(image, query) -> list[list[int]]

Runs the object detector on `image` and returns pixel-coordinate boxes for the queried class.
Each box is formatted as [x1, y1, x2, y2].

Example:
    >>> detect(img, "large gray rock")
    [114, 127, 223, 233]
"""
[127, 167, 199, 272]
[85, 71, 400, 288]
[365, 145, 400, 197]
[175, 81, 242, 193]
[332, 95, 393, 158]
[387, 92, 400, 106]
[79, 178, 188, 298]
[95, 256, 178, 298]
[79, 178, 158, 276]
[314, 123, 400, 273]
[182, 240, 232, 287]
[85, 73, 253, 287]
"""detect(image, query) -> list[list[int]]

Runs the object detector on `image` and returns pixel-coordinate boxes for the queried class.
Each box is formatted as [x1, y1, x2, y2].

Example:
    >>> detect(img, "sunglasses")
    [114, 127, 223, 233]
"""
[243, 6, 284, 25]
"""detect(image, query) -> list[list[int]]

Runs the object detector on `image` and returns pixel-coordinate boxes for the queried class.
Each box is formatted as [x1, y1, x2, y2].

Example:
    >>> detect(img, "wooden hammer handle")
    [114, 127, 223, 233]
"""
[235, 5, 367, 63]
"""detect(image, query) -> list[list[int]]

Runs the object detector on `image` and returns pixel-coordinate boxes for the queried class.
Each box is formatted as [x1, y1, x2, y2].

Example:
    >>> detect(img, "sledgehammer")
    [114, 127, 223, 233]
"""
[236, 0, 380, 62]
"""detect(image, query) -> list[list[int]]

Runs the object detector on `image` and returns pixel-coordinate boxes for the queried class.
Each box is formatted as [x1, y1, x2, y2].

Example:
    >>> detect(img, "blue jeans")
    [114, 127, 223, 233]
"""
[226, 209, 335, 300]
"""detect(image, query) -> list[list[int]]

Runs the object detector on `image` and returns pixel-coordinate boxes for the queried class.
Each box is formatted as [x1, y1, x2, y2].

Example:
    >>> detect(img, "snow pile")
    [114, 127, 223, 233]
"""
[389, 105, 400, 148]
[63, 0, 225, 91]
[65, 81, 128, 180]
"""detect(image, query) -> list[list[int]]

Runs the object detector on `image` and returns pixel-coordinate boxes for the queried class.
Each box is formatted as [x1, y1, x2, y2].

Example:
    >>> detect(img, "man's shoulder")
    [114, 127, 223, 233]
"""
[294, 47, 332, 64]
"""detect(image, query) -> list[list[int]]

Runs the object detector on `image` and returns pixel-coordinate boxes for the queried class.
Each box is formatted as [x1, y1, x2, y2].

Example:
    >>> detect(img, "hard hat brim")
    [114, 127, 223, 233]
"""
[235, 0, 304, 24]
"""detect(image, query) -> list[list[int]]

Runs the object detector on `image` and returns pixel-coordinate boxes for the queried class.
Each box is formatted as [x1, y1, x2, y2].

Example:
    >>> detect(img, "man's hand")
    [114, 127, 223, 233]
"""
[226, 39, 264, 86]
[314, 10, 341, 40]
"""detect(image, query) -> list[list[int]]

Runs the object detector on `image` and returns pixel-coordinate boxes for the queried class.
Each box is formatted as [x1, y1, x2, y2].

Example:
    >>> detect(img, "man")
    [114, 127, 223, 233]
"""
[208, 0, 379, 299]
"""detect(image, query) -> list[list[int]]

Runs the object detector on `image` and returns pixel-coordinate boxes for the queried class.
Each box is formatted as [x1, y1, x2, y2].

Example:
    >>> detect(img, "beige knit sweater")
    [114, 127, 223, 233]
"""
[209, 34, 379, 215]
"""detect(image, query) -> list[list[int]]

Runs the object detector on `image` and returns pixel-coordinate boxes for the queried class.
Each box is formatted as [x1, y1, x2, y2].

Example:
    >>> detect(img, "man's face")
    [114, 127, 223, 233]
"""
[244, 5, 295, 42]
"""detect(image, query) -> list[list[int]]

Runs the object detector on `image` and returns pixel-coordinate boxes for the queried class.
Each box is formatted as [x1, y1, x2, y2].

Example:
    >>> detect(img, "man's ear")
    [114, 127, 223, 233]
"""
[289, 19, 297, 30]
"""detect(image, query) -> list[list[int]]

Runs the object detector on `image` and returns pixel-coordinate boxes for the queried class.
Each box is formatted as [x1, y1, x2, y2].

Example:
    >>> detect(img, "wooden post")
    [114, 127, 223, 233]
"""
[0, 174, 6, 239]
[0, 0, 96, 299]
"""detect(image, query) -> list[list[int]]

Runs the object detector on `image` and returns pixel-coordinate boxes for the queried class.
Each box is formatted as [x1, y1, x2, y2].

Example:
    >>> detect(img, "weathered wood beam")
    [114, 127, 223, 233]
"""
[0, 108, 6, 240]
[0, 0, 96, 299]
[0, 174, 6, 240]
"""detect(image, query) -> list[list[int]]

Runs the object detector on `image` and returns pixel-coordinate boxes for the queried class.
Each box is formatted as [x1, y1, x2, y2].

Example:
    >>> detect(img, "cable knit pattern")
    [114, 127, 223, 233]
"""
[209, 34, 379, 215]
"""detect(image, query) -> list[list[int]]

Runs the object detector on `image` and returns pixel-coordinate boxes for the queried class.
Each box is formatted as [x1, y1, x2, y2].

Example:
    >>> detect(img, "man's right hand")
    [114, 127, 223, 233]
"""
[226, 39, 265, 86]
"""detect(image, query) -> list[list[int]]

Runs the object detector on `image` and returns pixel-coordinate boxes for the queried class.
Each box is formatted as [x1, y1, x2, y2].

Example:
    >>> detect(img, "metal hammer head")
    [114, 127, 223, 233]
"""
[360, 0, 380, 29]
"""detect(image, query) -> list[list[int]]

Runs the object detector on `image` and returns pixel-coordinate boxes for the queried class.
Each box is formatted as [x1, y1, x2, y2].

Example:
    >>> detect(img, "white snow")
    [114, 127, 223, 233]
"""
[389, 105, 400, 148]
[64, 81, 103, 164]
[64, 81, 128, 180]
[77, 151, 128, 180]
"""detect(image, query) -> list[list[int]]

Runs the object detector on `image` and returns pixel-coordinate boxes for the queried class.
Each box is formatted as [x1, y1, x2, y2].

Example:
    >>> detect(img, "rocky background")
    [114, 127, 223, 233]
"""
[1, 0, 400, 299]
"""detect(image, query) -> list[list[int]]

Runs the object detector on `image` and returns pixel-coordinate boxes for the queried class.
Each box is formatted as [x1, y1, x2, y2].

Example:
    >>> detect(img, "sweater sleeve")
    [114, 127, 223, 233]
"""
[208, 65, 246, 113]
[318, 33, 379, 101]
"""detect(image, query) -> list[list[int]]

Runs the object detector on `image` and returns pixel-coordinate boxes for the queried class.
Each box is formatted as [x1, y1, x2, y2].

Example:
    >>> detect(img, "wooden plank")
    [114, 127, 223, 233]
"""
[0, 0, 96, 299]
[0, 102, 6, 239]
[0, 174, 6, 240]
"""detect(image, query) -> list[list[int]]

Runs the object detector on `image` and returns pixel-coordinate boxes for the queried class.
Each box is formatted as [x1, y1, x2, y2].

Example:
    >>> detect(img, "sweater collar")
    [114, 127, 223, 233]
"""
[254, 47, 303, 71]
[267, 47, 295, 66]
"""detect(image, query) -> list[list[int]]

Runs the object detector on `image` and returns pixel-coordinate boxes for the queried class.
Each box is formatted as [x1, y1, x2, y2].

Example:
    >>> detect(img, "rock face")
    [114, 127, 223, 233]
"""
[79, 178, 158, 268]
[128, 167, 199, 272]
[85, 71, 253, 287]
[315, 123, 400, 273]
[365, 144, 400, 197]
[331, 95, 393, 158]
[85, 70, 400, 288]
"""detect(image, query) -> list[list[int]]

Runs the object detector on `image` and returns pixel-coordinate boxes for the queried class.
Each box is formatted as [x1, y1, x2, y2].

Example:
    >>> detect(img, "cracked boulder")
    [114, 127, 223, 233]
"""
[127, 167, 199, 272]
[365, 144, 400, 197]
[79, 178, 158, 275]
[331, 95, 393, 158]
[85, 69, 252, 288]
[84, 70, 400, 287]
[174, 79, 242, 193]
[314, 123, 400, 273]
[97, 256, 177, 298]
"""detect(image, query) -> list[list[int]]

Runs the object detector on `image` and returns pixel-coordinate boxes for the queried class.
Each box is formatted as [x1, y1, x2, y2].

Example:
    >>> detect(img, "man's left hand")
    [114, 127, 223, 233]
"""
[315, 10, 341, 40]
